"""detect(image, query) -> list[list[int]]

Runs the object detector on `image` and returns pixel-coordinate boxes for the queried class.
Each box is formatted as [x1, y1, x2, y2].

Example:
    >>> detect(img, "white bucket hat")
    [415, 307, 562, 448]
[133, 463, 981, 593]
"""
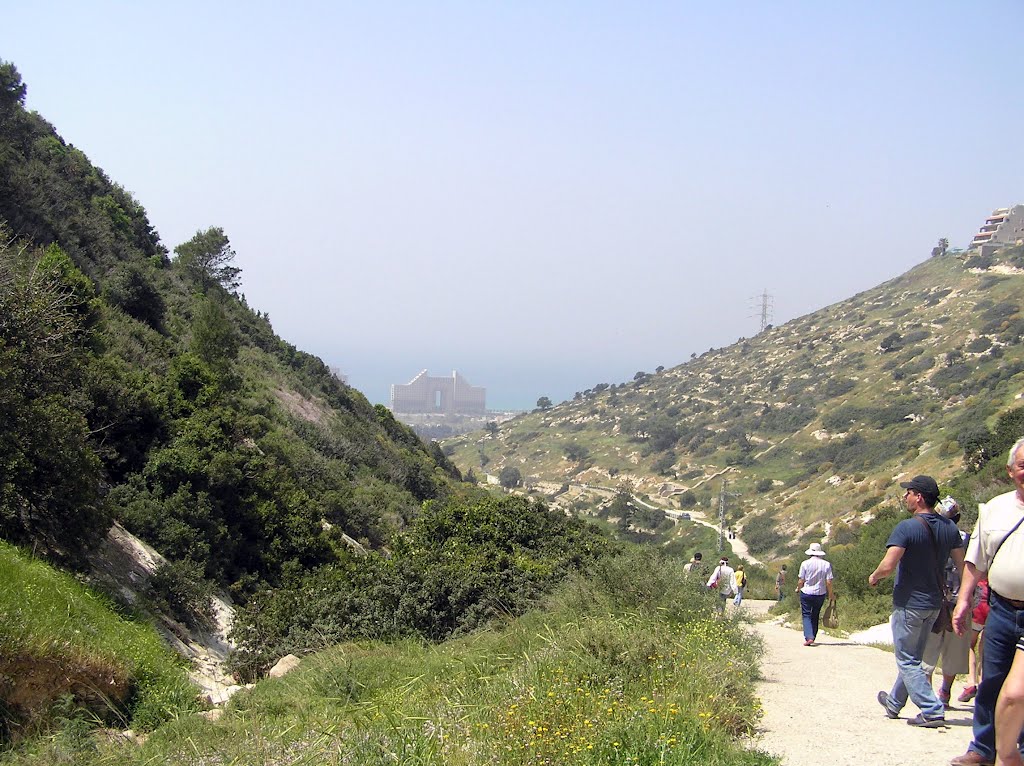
[805, 543, 826, 556]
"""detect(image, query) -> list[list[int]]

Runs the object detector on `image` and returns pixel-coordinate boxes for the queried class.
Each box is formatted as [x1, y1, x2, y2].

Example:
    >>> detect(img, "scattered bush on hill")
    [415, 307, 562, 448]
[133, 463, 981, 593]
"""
[652, 451, 677, 475]
[678, 491, 698, 508]
[958, 406, 1024, 473]
[499, 465, 523, 488]
[756, 402, 815, 432]
[740, 512, 784, 555]
[802, 430, 913, 474]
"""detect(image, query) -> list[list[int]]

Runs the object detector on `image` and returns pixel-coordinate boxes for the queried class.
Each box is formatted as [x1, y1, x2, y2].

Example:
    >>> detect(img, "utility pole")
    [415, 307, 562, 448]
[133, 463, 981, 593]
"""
[719, 480, 727, 552]
[718, 479, 740, 552]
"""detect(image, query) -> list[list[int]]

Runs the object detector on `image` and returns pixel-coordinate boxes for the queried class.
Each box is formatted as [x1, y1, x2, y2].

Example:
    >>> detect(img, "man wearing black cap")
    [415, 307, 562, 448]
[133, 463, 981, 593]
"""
[869, 475, 966, 728]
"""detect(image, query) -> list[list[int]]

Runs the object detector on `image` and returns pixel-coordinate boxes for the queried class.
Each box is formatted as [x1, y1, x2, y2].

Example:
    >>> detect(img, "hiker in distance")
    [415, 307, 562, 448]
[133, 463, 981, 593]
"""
[733, 565, 747, 607]
[796, 543, 834, 646]
[775, 565, 787, 602]
[685, 551, 704, 577]
[949, 437, 1024, 766]
[869, 475, 965, 728]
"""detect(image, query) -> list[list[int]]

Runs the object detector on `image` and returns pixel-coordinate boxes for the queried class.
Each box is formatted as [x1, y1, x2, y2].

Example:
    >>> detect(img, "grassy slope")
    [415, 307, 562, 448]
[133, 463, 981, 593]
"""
[2, 550, 775, 766]
[0, 541, 198, 744]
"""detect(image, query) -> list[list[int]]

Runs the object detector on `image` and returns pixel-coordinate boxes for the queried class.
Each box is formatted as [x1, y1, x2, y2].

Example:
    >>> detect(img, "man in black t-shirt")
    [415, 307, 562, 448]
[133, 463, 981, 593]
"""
[869, 475, 965, 728]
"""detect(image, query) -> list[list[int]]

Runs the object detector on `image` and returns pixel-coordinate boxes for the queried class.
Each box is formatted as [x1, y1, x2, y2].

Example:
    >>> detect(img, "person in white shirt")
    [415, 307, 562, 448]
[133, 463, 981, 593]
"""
[797, 543, 834, 646]
[706, 556, 737, 612]
[950, 437, 1024, 766]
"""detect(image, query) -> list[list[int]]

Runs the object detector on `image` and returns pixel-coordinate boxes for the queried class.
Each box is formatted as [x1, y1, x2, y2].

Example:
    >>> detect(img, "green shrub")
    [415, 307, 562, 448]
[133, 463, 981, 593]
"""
[229, 495, 616, 679]
[147, 560, 214, 630]
[741, 513, 784, 555]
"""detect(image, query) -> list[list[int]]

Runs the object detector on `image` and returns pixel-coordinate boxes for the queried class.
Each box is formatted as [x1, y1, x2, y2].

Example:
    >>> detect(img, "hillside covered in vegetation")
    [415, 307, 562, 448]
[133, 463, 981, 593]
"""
[447, 241, 1024, 560]
[0, 59, 623, 750]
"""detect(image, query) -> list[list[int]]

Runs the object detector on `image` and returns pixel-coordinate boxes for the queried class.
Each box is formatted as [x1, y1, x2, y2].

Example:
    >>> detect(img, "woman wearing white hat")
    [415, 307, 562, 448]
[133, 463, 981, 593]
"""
[797, 543, 835, 646]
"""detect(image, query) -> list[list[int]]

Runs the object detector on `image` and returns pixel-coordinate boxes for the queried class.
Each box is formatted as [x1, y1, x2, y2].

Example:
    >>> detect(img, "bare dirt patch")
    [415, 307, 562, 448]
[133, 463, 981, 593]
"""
[274, 386, 330, 424]
[0, 653, 130, 743]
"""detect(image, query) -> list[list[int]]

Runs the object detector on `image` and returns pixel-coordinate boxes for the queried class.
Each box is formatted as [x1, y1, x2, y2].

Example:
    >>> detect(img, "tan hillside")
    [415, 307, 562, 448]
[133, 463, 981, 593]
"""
[446, 246, 1024, 558]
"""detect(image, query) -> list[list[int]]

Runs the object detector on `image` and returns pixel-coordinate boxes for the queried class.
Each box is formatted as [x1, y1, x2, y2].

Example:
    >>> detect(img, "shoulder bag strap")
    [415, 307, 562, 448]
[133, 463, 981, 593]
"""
[976, 511, 1024, 605]
[914, 514, 948, 597]
[989, 513, 1024, 567]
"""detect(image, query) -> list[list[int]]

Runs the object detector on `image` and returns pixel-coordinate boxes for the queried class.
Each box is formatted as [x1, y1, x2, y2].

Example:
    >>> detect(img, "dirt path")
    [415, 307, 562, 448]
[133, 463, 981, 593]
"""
[680, 507, 761, 565]
[742, 600, 974, 766]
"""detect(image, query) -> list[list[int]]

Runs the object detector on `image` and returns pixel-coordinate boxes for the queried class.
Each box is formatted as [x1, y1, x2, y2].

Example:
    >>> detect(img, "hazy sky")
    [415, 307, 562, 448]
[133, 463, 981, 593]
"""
[4, 2, 1022, 410]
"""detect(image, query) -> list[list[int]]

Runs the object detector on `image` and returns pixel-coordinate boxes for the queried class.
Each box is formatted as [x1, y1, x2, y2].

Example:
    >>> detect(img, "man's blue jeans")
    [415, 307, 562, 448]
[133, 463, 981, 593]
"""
[887, 606, 944, 719]
[800, 592, 826, 641]
[966, 593, 1024, 760]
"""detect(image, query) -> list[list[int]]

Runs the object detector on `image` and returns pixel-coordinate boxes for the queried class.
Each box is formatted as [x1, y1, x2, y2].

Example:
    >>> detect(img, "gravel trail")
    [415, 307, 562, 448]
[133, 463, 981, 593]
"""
[743, 600, 975, 766]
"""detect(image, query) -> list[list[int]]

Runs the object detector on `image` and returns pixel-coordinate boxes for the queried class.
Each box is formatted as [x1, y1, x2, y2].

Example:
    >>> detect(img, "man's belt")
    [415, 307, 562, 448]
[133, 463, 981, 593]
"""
[993, 590, 1024, 609]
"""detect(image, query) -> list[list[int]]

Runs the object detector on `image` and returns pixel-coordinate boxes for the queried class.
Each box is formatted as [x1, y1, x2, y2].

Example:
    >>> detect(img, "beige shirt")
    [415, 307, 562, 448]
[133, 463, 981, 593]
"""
[965, 489, 1024, 600]
[707, 564, 737, 596]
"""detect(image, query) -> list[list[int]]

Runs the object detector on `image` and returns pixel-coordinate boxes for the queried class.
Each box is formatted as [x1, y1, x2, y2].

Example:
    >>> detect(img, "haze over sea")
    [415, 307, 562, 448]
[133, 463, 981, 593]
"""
[4, 2, 1022, 411]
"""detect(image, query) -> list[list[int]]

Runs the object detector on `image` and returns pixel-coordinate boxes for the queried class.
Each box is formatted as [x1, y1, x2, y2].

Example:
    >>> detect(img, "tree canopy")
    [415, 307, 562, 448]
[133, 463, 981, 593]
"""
[174, 227, 241, 292]
[0, 61, 27, 113]
[0, 238, 108, 556]
[499, 465, 522, 488]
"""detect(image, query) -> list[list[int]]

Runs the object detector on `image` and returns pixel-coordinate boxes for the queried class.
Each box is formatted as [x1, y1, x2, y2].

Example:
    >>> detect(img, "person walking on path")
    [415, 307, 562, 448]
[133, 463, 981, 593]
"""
[797, 543, 834, 646]
[950, 437, 1024, 766]
[869, 474, 966, 728]
[958, 575, 989, 705]
[684, 551, 704, 578]
[923, 497, 973, 708]
[733, 565, 747, 606]
[775, 565, 787, 602]
[707, 556, 737, 612]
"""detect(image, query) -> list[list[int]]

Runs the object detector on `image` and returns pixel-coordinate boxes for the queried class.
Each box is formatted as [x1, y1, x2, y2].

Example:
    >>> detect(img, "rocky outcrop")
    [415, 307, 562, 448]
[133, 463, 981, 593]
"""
[86, 523, 241, 704]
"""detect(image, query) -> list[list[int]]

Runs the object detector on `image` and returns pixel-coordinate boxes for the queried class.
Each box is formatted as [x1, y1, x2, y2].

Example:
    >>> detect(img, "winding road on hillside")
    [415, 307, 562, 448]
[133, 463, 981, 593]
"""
[742, 600, 975, 766]
[556, 480, 764, 565]
[661, 504, 761, 565]
[502, 475, 764, 565]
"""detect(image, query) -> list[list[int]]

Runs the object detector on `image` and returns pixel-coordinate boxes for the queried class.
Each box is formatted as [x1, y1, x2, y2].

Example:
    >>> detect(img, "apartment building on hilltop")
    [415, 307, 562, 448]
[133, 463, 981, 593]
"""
[970, 205, 1024, 252]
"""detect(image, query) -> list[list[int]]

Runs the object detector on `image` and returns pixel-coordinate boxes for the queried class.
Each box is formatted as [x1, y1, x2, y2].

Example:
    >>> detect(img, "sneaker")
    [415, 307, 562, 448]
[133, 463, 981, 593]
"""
[877, 690, 898, 719]
[957, 685, 977, 703]
[938, 687, 951, 707]
[906, 712, 946, 728]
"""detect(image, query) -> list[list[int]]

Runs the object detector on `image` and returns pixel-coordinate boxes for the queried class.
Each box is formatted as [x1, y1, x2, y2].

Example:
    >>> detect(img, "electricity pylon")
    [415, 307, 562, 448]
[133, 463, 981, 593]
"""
[718, 479, 740, 552]
[751, 289, 773, 333]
